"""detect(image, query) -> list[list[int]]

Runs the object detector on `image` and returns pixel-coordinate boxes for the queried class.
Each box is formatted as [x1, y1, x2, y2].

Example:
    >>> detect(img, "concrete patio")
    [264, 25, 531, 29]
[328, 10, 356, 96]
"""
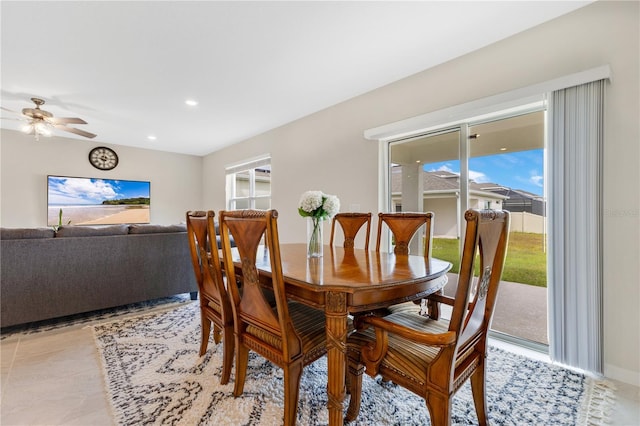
[442, 273, 548, 345]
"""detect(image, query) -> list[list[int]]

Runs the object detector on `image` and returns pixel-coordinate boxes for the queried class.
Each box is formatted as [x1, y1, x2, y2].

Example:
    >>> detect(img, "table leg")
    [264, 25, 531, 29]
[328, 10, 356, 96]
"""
[325, 291, 348, 426]
[426, 289, 442, 320]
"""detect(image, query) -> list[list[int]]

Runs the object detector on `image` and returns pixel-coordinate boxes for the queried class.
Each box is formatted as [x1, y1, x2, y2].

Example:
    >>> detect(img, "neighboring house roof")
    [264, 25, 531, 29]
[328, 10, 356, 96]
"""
[482, 186, 543, 201]
[391, 167, 547, 216]
[482, 186, 546, 215]
[390, 167, 507, 201]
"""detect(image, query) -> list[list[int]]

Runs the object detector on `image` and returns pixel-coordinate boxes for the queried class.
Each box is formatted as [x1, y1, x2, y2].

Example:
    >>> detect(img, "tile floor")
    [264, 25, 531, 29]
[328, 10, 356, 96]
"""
[1, 299, 639, 426]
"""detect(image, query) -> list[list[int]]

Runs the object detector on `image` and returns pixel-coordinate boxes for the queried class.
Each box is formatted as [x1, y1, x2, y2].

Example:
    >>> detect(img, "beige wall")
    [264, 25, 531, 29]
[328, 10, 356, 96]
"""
[424, 197, 459, 238]
[202, 1, 640, 384]
[0, 130, 203, 227]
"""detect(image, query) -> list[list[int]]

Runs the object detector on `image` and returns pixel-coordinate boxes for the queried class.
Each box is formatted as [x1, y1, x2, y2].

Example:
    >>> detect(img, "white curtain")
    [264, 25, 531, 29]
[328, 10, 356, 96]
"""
[548, 79, 605, 373]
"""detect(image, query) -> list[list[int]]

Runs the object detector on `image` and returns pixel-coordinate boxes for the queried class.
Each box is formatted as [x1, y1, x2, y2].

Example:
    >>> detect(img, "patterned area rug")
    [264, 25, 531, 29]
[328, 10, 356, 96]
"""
[93, 302, 614, 425]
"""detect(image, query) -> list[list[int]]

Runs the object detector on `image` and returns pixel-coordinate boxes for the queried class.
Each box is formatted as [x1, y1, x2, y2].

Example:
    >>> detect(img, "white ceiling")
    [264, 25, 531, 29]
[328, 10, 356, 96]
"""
[1, 1, 592, 156]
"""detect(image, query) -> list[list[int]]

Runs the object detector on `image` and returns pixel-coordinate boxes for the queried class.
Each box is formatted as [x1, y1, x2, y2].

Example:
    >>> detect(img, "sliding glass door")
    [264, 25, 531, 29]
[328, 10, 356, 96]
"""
[387, 109, 548, 347]
[390, 128, 462, 258]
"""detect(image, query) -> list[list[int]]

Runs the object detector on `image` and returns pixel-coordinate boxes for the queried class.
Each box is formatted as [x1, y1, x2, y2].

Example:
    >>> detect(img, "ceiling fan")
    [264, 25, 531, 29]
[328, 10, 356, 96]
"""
[1, 97, 96, 140]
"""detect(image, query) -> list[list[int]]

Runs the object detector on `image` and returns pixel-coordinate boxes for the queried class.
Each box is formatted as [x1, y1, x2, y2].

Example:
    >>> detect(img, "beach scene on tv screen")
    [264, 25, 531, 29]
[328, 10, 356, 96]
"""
[47, 176, 150, 226]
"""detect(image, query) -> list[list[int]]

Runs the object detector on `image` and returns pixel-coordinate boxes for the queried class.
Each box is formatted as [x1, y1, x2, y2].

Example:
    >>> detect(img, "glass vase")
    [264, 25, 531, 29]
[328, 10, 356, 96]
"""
[306, 217, 323, 258]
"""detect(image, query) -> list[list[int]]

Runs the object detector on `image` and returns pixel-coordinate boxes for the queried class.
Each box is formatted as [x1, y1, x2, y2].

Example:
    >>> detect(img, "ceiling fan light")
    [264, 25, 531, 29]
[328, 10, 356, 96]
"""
[34, 121, 52, 136]
[22, 123, 33, 134]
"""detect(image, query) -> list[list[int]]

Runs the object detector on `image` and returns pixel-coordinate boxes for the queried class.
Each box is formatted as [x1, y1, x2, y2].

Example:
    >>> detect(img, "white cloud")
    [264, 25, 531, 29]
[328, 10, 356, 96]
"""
[48, 177, 119, 205]
[530, 174, 544, 187]
[430, 164, 456, 173]
[528, 169, 543, 187]
[428, 165, 490, 183]
[469, 170, 490, 183]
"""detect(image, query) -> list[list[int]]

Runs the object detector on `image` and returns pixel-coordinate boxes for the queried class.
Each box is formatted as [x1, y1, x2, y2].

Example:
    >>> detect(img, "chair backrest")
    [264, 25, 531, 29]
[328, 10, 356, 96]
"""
[450, 209, 510, 355]
[330, 212, 372, 251]
[185, 210, 230, 312]
[375, 212, 434, 257]
[219, 209, 303, 358]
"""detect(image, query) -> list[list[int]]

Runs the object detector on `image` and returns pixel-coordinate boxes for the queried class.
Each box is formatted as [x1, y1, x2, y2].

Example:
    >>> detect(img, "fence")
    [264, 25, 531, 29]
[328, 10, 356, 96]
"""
[509, 211, 546, 234]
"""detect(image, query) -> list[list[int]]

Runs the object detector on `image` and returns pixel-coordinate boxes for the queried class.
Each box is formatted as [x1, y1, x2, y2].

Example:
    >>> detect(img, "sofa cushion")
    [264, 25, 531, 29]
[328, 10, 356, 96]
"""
[0, 227, 55, 240]
[55, 225, 130, 237]
[128, 224, 187, 234]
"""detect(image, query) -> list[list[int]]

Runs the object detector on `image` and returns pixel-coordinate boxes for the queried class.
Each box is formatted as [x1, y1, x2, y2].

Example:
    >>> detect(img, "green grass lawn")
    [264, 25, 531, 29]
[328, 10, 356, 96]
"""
[432, 232, 547, 287]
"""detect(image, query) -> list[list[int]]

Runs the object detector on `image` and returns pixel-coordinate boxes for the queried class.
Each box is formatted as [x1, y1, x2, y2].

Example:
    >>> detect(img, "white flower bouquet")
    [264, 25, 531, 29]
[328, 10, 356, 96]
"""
[298, 191, 340, 257]
[298, 190, 340, 220]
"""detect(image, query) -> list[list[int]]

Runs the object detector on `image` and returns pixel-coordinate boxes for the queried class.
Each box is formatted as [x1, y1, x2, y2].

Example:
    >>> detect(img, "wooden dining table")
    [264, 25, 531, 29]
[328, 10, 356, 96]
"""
[238, 243, 452, 426]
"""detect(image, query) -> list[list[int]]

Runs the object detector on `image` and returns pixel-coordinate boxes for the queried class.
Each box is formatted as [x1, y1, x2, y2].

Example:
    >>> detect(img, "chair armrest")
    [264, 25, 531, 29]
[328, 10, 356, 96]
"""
[363, 315, 456, 347]
[427, 293, 473, 311]
[427, 293, 455, 306]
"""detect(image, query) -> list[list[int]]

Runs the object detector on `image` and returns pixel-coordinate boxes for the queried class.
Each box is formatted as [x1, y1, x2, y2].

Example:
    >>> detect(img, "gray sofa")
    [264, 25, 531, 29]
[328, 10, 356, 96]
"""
[1, 223, 197, 328]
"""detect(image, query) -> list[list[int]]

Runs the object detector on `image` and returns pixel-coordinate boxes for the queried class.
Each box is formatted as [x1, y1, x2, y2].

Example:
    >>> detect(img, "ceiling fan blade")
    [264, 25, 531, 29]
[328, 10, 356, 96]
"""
[1, 106, 21, 115]
[46, 116, 88, 125]
[53, 124, 97, 139]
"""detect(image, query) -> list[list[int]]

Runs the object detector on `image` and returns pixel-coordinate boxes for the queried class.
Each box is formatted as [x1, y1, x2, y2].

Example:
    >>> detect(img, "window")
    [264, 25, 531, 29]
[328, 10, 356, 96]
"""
[226, 156, 271, 210]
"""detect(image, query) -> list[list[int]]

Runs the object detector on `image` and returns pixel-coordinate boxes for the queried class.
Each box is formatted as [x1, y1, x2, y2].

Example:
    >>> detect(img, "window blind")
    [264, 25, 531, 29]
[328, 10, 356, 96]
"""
[548, 79, 605, 374]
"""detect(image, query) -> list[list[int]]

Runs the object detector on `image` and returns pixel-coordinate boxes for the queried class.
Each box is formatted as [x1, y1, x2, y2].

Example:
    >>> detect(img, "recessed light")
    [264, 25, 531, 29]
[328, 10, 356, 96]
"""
[500, 147, 507, 151]
[185, 99, 198, 106]
[147, 135, 157, 141]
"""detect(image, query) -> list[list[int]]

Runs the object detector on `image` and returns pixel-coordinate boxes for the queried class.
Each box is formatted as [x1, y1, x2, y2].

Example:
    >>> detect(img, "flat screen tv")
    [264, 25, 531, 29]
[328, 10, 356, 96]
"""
[47, 175, 151, 226]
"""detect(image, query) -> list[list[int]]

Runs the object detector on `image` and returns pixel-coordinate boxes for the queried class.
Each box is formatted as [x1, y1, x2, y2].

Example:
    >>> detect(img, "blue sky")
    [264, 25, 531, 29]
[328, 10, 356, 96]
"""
[48, 176, 150, 205]
[423, 149, 544, 196]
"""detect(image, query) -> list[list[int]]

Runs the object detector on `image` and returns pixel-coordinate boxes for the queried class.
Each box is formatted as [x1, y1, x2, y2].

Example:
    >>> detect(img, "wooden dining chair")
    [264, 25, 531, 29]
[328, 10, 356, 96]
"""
[376, 212, 434, 257]
[330, 212, 372, 251]
[185, 210, 234, 384]
[376, 212, 437, 316]
[346, 209, 510, 425]
[218, 209, 328, 426]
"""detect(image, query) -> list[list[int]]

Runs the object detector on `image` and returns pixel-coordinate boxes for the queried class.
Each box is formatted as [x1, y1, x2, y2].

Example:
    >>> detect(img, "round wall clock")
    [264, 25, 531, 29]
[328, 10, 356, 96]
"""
[89, 146, 119, 170]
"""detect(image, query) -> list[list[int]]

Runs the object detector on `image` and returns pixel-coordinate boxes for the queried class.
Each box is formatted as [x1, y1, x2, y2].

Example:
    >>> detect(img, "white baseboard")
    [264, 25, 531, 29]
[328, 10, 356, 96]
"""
[605, 363, 640, 387]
